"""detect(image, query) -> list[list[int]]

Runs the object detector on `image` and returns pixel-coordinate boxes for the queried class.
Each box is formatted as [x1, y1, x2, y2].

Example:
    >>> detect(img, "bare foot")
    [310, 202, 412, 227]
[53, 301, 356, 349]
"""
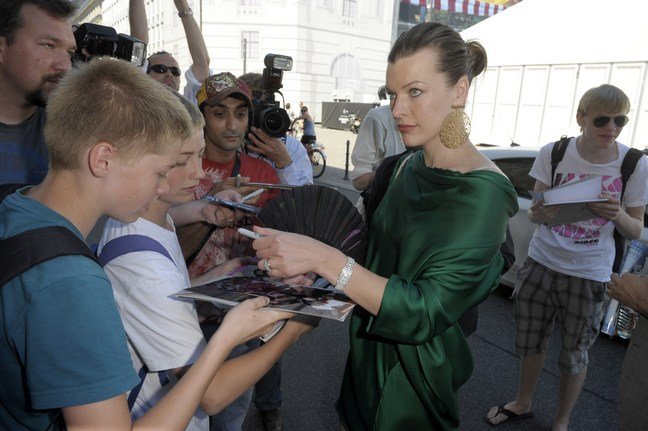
[485, 402, 533, 425]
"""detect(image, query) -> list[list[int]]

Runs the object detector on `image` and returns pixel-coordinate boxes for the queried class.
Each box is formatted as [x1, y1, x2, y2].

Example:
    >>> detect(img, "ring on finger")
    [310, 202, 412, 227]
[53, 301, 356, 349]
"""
[263, 258, 272, 273]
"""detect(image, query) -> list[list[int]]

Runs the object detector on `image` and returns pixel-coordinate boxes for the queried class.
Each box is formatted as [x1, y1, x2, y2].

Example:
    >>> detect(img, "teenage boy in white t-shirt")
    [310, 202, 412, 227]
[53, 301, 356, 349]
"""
[486, 84, 648, 430]
[98, 95, 316, 430]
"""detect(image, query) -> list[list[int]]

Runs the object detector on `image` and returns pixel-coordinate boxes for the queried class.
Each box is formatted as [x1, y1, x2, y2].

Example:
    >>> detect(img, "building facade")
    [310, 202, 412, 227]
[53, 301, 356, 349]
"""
[79, 0, 397, 120]
[72, 1, 509, 121]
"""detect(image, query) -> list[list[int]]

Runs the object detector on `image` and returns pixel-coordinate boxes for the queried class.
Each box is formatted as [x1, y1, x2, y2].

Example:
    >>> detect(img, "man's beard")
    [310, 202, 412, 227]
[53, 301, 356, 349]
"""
[25, 89, 47, 107]
[25, 72, 65, 107]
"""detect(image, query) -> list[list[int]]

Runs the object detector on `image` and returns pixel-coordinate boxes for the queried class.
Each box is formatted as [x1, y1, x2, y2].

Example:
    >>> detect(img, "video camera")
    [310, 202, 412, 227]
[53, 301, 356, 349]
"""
[73, 23, 147, 67]
[251, 54, 293, 138]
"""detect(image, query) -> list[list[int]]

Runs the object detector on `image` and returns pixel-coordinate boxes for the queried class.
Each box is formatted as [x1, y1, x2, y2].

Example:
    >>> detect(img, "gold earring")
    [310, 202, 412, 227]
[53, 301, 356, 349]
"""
[439, 106, 471, 149]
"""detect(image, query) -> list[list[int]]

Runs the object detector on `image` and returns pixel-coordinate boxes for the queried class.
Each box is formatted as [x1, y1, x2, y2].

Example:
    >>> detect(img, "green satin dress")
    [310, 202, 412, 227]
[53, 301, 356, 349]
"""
[337, 151, 518, 430]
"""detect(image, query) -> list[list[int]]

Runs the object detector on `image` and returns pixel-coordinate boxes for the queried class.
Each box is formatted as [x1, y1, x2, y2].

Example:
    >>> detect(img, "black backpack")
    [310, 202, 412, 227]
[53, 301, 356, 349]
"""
[550, 137, 644, 273]
[0, 184, 98, 287]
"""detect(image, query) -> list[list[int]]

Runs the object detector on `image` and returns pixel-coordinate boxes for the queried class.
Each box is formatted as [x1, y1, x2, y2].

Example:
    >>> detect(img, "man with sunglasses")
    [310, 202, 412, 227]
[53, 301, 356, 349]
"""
[487, 84, 648, 430]
[130, 0, 211, 103]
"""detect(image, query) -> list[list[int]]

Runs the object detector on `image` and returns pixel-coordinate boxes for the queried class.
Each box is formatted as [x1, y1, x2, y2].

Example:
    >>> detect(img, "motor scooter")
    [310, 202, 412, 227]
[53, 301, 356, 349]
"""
[350, 115, 362, 134]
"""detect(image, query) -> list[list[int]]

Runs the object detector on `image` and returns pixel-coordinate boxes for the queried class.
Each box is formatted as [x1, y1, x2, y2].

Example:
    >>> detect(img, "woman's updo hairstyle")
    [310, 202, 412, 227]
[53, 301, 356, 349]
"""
[388, 22, 487, 87]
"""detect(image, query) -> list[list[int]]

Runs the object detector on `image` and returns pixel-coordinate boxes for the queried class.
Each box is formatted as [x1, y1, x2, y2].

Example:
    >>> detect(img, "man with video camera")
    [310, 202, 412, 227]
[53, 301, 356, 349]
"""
[239, 69, 312, 187]
[0, 0, 76, 185]
[0, 0, 149, 186]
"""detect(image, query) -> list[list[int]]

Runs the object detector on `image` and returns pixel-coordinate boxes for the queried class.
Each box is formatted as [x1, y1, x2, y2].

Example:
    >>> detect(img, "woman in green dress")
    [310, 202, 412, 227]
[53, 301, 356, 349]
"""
[252, 22, 518, 430]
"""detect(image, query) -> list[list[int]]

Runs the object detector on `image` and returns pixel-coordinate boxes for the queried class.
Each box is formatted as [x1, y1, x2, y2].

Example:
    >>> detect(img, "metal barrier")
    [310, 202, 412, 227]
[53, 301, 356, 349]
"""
[344, 139, 350, 181]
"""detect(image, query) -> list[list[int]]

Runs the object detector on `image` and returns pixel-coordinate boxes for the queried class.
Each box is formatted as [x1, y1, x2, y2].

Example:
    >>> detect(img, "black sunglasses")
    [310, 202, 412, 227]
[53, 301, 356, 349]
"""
[147, 64, 181, 77]
[592, 115, 629, 128]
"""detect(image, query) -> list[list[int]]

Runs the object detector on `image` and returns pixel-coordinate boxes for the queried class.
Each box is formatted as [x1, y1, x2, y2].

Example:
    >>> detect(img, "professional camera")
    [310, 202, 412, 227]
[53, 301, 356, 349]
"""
[73, 23, 147, 67]
[251, 54, 293, 138]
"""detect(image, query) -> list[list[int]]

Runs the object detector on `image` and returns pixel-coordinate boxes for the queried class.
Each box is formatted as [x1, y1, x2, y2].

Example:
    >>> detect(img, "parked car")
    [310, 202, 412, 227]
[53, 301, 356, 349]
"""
[478, 146, 648, 288]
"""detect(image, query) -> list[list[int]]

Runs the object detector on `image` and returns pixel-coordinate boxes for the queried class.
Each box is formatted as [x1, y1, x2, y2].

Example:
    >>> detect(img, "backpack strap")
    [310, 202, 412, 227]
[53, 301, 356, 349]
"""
[0, 226, 97, 287]
[97, 234, 174, 411]
[550, 136, 571, 187]
[0, 183, 27, 201]
[612, 148, 645, 273]
[97, 234, 175, 267]
[619, 148, 644, 203]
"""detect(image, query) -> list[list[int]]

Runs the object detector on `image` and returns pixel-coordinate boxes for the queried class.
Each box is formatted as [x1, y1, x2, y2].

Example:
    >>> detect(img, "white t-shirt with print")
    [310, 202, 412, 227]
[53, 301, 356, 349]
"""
[528, 138, 648, 282]
[98, 216, 208, 431]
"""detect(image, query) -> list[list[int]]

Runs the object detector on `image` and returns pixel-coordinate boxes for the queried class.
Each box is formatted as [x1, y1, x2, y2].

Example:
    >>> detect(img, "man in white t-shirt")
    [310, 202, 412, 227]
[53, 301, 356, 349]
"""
[486, 84, 648, 430]
[350, 86, 405, 192]
[238, 72, 313, 187]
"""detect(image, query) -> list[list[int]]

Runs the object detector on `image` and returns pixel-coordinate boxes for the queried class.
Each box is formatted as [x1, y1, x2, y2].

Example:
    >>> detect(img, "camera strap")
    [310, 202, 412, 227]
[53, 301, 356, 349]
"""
[232, 151, 241, 177]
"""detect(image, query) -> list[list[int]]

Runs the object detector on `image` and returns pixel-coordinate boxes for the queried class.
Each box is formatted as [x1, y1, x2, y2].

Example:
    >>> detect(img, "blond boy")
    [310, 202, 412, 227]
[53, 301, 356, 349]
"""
[0, 58, 285, 430]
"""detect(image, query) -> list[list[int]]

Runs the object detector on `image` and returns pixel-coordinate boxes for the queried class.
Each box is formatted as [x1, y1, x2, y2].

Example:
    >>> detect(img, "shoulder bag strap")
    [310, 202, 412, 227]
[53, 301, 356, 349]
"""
[0, 226, 97, 287]
[98, 234, 175, 267]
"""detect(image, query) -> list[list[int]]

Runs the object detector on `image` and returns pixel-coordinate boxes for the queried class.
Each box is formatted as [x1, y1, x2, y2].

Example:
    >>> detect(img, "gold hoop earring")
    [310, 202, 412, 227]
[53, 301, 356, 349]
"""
[439, 106, 471, 149]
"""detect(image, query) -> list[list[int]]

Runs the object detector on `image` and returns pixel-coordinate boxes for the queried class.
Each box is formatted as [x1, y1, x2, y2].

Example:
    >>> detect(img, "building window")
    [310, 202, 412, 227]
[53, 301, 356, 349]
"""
[318, 0, 334, 7]
[240, 0, 260, 6]
[241, 31, 259, 59]
[331, 53, 361, 93]
[342, 0, 357, 18]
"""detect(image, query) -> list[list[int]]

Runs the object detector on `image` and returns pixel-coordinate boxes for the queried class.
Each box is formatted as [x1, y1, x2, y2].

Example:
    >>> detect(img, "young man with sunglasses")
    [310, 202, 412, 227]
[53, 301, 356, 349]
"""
[487, 84, 648, 430]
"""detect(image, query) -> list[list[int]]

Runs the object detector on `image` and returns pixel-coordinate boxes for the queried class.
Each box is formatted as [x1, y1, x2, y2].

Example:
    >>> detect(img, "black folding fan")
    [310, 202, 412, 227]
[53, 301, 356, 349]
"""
[256, 185, 367, 264]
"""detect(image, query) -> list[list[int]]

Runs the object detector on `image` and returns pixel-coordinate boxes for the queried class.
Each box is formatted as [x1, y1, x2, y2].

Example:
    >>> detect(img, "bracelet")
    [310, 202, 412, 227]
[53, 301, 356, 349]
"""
[334, 256, 355, 291]
[178, 8, 193, 18]
[275, 160, 293, 169]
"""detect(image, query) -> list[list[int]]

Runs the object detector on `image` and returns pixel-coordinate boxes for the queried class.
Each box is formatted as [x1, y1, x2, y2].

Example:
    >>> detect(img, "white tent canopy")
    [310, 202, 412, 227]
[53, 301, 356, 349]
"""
[458, 0, 648, 149]
[461, 0, 648, 66]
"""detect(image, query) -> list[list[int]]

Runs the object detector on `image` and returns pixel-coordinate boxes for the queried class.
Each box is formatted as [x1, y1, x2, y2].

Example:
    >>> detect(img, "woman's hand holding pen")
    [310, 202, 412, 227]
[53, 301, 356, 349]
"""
[250, 227, 336, 279]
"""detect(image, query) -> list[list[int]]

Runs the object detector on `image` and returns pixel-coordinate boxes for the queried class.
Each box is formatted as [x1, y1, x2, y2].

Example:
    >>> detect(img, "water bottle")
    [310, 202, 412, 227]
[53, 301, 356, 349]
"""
[601, 240, 648, 338]
[616, 303, 638, 339]
[615, 263, 642, 339]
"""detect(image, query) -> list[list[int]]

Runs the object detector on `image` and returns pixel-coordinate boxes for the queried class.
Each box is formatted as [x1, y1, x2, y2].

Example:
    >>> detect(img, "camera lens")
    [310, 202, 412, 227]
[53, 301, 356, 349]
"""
[259, 107, 290, 138]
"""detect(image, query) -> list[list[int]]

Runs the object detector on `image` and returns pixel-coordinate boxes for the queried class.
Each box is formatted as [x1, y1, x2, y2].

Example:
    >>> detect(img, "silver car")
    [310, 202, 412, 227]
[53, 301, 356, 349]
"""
[479, 146, 648, 288]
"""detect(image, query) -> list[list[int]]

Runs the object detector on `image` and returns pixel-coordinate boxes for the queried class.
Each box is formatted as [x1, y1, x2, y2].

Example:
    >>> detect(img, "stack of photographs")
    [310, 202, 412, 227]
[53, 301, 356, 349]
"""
[172, 265, 356, 322]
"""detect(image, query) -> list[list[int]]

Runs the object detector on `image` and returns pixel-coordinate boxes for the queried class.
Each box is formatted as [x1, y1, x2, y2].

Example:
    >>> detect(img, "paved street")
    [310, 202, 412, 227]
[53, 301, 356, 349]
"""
[242, 124, 628, 430]
[244, 288, 627, 431]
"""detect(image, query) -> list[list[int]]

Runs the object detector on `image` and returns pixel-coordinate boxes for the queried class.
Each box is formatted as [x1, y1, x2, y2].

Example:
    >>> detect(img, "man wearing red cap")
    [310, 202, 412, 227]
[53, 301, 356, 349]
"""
[186, 72, 279, 277]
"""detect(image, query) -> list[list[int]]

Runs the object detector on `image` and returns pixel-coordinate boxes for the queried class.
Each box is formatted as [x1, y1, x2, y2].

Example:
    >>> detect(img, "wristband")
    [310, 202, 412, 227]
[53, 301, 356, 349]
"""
[178, 8, 193, 18]
[334, 256, 355, 291]
[275, 160, 293, 169]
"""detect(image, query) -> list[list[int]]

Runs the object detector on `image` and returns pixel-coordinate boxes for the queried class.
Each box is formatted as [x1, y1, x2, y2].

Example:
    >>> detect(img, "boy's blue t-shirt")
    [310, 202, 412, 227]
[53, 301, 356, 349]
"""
[0, 188, 139, 430]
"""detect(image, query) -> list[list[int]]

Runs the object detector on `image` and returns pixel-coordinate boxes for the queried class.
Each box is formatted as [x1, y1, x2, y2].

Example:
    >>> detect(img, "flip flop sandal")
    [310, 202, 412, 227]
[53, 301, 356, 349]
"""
[485, 404, 534, 426]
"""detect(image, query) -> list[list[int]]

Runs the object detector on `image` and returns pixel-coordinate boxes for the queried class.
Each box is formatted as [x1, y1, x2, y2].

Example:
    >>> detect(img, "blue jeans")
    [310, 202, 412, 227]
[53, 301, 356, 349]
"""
[202, 325, 283, 431]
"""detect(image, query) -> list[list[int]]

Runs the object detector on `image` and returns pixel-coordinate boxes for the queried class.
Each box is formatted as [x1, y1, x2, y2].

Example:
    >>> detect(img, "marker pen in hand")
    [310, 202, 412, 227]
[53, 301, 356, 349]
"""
[242, 188, 265, 202]
[237, 227, 265, 240]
